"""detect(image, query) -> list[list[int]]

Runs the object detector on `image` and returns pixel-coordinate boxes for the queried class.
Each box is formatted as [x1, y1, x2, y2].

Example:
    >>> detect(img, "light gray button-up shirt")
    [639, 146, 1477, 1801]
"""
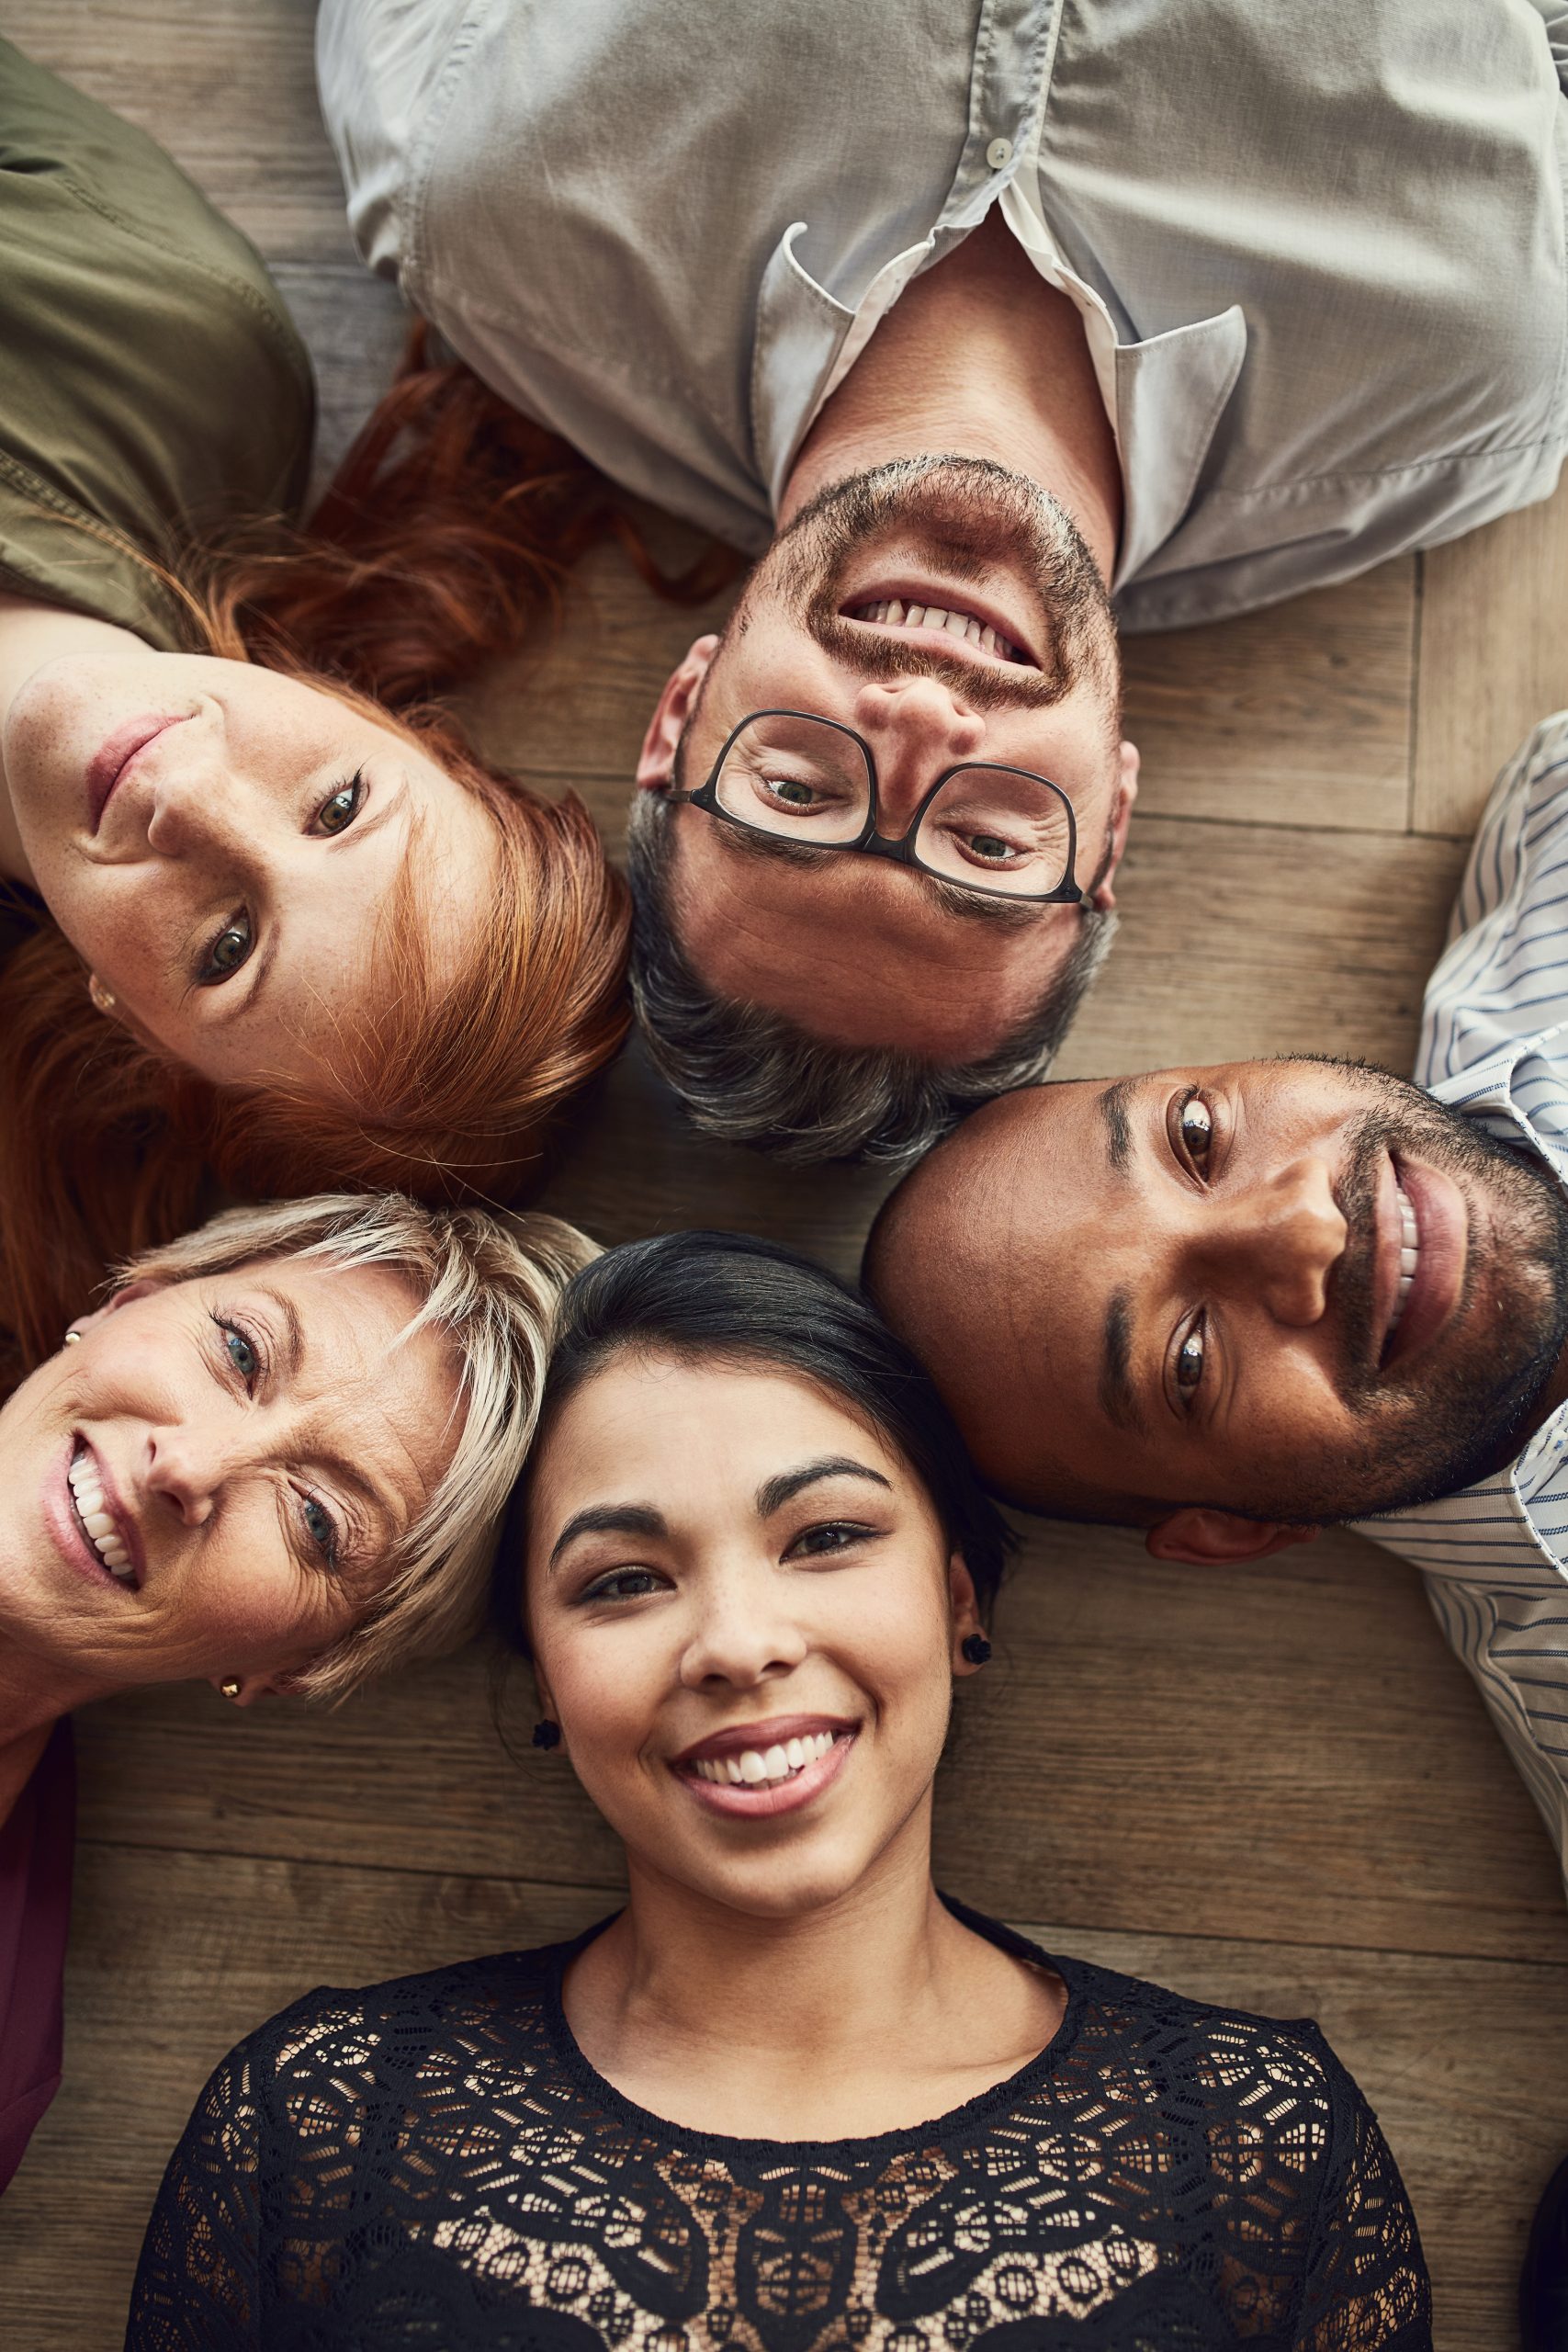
[319, 0, 1568, 630]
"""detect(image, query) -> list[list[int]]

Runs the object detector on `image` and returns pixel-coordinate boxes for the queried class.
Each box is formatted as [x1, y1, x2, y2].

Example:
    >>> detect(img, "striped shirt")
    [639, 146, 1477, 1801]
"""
[1356, 714, 1568, 1882]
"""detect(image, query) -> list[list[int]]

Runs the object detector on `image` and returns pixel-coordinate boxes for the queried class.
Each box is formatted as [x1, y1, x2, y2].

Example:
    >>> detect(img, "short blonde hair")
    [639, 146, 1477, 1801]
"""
[117, 1193, 596, 1701]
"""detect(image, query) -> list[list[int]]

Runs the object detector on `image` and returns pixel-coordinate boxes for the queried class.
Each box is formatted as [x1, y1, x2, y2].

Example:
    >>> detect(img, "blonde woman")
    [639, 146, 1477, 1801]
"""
[0, 1192, 594, 2197]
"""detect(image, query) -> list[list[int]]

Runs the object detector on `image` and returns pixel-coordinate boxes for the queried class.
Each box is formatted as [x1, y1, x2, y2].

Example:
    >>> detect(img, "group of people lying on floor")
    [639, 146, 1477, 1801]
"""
[4, 3, 1568, 2342]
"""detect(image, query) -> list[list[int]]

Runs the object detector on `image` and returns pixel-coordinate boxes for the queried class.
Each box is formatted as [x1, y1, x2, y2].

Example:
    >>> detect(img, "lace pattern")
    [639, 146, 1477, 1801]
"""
[125, 1909, 1431, 2350]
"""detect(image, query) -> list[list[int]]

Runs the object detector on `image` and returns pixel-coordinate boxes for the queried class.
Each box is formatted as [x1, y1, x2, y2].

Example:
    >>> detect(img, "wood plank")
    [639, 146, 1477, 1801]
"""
[8, 0, 354, 266]
[73, 1525, 1568, 1965]
[1122, 559, 1416, 835]
[1059, 816, 1463, 1081]
[1415, 469, 1568, 837]
[2, 1844, 1560, 2351]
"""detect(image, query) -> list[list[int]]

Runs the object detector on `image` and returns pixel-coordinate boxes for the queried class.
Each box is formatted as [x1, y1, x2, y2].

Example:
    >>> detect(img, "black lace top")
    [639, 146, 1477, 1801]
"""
[125, 1905, 1431, 2351]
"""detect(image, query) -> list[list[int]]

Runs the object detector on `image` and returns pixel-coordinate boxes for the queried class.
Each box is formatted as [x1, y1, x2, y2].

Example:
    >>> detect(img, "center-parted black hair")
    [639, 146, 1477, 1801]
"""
[496, 1228, 1013, 1653]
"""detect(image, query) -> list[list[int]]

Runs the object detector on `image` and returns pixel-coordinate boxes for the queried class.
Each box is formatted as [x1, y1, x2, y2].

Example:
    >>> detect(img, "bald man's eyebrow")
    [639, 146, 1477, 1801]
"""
[1098, 1077, 1137, 1176]
[549, 1502, 668, 1565]
[1099, 1286, 1148, 1435]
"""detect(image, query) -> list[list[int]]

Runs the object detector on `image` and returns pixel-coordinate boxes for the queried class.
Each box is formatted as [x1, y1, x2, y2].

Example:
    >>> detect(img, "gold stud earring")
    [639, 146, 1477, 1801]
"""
[88, 975, 117, 1016]
[62, 1329, 82, 1346]
[220, 1679, 242, 1702]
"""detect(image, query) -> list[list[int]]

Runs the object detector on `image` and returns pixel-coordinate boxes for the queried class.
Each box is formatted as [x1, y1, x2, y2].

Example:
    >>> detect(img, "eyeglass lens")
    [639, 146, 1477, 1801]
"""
[716, 715, 1072, 894]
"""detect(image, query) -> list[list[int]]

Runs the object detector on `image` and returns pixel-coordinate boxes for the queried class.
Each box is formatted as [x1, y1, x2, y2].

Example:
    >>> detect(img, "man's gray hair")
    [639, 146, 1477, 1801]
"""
[626, 791, 1116, 1166]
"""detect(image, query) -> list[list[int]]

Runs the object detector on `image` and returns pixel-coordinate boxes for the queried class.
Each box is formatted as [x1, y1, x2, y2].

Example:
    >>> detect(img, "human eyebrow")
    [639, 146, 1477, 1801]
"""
[717, 822, 1039, 926]
[251, 1283, 305, 1384]
[1098, 1076, 1138, 1177]
[1098, 1286, 1149, 1435]
[548, 1502, 671, 1566]
[755, 1456, 894, 1517]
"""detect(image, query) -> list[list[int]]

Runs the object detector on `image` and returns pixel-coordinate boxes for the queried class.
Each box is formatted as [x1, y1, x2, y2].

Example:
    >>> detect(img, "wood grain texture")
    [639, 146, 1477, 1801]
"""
[3, 9, 1566, 2351]
[3, 1845, 1562, 2349]
[8, 0, 354, 266]
[1415, 471, 1568, 838]
[1122, 559, 1416, 835]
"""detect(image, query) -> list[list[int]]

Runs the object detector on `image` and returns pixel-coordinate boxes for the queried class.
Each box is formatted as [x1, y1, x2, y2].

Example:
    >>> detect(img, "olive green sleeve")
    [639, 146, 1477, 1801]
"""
[0, 39, 315, 650]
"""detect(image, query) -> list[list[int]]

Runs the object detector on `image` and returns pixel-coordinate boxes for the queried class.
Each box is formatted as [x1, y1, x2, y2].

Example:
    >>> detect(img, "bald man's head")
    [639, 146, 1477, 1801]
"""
[863, 1062, 1568, 1557]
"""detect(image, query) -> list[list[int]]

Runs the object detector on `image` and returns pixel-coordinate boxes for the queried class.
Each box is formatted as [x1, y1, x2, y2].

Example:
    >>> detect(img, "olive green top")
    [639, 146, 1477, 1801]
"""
[0, 38, 314, 654]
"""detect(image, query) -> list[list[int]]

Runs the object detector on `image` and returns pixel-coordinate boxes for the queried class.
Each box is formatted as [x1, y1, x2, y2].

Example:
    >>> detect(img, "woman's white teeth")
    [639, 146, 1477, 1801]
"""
[693, 1729, 838, 1785]
[851, 599, 1019, 661]
[67, 1450, 134, 1579]
[1388, 1185, 1420, 1335]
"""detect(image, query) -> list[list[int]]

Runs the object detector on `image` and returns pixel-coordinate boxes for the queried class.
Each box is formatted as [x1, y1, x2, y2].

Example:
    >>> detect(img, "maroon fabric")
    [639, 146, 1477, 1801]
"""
[0, 1717, 74, 2195]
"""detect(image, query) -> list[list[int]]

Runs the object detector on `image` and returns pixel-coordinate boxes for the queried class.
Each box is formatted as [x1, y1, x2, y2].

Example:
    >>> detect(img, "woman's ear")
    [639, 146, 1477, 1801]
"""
[66, 1276, 165, 1339]
[948, 1552, 986, 1673]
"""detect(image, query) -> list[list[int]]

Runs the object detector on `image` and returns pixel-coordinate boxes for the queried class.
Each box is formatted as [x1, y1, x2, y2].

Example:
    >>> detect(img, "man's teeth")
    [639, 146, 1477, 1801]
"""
[67, 1449, 134, 1580]
[692, 1730, 839, 1786]
[1389, 1185, 1420, 1336]
[850, 599, 1021, 661]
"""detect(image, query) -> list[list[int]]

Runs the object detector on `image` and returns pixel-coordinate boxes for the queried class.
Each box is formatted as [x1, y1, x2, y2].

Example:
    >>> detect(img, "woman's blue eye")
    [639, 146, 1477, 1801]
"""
[224, 1327, 258, 1382]
[314, 771, 365, 836]
[302, 1497, 337, 1559]
[200, 912, 253, 985]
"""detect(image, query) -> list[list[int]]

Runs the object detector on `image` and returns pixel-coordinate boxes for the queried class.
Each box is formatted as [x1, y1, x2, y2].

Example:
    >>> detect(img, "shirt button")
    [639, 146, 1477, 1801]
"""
[986, 137, 1013, 170]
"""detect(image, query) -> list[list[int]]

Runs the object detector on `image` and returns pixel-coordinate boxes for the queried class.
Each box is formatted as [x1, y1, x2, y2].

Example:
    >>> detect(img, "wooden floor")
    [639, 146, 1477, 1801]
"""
[6, 5, 1568, 2345]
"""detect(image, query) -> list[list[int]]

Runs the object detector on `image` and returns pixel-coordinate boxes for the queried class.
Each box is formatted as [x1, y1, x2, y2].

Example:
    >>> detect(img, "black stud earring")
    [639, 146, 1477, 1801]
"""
[532, 1719, 561, 1749]
[961, 1634, 992, 1667]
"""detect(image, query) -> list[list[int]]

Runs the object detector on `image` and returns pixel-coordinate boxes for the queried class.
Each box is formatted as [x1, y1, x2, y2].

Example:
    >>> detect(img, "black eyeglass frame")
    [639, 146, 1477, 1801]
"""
[665, 708, 1087, 906]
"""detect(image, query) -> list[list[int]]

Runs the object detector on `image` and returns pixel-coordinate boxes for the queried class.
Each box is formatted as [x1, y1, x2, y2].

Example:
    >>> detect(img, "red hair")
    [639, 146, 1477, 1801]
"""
[0, 331, 733, 1391]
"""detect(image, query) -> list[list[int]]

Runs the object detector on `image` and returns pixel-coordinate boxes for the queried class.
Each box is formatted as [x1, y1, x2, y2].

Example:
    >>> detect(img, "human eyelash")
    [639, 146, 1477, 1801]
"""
[787, 1520, 879, 1559]
[577, 1566, 664, 1603]
[210, 1312, 343, 1570]
[297, 1487, 343, 1570]
[196, 907, 254, 987]
[312, 766, 367, 836]
[210, 1309, 264, 1394]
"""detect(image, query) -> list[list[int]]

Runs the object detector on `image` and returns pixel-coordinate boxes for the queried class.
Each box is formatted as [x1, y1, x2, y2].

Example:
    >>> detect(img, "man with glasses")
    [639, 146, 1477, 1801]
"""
[320, 0, 1568, 1159]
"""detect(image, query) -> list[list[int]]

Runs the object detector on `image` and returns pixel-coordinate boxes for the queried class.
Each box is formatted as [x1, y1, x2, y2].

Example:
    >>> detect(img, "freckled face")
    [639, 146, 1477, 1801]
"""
[3, 646, 498, 1091]
[0, 1257, 462, 1698]
[523, 1353, 977, 1920]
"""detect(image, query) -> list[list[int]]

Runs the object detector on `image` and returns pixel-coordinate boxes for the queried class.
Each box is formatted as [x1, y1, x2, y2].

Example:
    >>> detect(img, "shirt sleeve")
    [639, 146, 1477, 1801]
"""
[123, 2041, 267, 2351]
[1417, 711, 1568, 1101]
[1293, 2041, 1432, 2351]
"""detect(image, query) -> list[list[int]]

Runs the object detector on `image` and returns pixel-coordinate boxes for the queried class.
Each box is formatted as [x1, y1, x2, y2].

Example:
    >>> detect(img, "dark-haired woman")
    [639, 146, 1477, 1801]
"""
[0, 39, 638, 1393]
[127, 1233, 1431, 2350]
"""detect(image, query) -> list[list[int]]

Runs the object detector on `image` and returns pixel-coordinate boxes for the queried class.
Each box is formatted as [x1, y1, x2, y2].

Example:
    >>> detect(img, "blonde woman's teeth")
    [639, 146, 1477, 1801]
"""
[849, 600, 1021, 661]
[692, 1730, 838, 1785]
[67, 1449, 133, 1578]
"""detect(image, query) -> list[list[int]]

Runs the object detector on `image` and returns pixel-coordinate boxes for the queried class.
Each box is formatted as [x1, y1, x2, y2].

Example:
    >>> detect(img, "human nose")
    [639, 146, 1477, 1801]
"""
[141, 1424, 237, 1528]
[141, 726, 243, 862]
[677, 1565, 809, 1691]
[1188, 1156, 1348, 1326]
[852, 678, 987, 828]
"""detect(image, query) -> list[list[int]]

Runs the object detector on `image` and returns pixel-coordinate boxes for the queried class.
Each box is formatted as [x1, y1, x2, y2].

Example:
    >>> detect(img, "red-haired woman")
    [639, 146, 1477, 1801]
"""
[0, 40, 655, 1395]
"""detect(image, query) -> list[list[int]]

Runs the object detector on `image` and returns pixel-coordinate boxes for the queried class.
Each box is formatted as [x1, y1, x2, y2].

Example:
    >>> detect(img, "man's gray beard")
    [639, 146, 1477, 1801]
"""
[759, 453, 1119, 715]
[1220, 1067, 1568, 1526]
